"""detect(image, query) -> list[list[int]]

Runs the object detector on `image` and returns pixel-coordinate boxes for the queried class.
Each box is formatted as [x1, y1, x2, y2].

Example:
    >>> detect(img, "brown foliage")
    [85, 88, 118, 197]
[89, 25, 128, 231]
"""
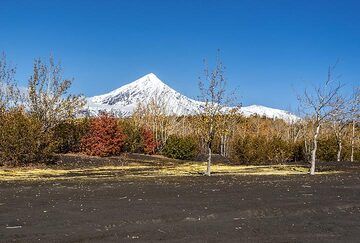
[0, 109, 54, 166]
[53, 118, 90, 153]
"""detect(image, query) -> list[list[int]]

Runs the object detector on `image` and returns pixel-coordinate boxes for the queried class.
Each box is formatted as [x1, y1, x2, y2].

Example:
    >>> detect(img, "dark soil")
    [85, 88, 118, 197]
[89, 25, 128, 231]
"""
[0, 157, 360, 242]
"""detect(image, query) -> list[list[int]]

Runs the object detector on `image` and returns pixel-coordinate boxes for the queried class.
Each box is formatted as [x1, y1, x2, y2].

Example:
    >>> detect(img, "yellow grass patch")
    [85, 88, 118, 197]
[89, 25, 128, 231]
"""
[0, 163, 340, 181]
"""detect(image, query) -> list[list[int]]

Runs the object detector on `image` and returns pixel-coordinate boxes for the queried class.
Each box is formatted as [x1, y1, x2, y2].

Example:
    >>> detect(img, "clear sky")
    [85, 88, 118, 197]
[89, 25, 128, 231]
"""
[1, 0, 359, 112]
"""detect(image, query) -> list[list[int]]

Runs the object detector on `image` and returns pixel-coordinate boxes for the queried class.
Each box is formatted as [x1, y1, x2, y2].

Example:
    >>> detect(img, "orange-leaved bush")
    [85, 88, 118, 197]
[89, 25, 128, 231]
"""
[81, 113, 126, 157]
[141, 126, 158, 154]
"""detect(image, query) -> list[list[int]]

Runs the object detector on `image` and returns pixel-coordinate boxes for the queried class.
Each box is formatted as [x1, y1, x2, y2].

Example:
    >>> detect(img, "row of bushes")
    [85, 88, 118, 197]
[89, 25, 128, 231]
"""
[55, 114, 359, 163]
[231, 136, 360, 164]
[52, 114, 199, 160]
[54, 114, 159, 157]
[0, 112, 161, 165]
[57, 114, 198, 159]
[1, 111, 358, 166]
[232, 136, 301, 164]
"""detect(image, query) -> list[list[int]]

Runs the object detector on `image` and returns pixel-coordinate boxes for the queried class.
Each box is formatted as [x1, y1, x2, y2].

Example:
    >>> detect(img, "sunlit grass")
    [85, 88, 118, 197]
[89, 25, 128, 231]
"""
[0, 163, 340, 181]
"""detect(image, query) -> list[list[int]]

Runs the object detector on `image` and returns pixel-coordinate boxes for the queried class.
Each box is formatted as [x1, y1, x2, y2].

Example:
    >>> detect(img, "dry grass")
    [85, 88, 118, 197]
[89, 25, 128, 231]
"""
[0, 162, 341, 181]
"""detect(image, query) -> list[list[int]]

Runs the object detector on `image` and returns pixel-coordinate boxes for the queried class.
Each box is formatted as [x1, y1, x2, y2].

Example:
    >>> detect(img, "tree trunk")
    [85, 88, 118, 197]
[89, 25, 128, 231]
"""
[351, 120, 355, 162]
[220, 135, 224, 156]
[205, 144, 212, 176]
[337, 139, 342, 162]
[224, 134, 227, 157]
[310, 124, 320, 175]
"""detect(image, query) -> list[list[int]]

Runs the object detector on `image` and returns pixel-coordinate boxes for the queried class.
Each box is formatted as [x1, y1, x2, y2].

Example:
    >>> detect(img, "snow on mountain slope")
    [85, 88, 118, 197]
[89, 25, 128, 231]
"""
[87, 73, 202, 116]
[85, 73, 299, 122]
[241, 105, 299, 122]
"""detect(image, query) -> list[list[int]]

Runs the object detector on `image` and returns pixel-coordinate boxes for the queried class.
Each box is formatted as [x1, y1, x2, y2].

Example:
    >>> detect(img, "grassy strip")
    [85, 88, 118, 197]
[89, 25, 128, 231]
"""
[0, 163, 340, 181]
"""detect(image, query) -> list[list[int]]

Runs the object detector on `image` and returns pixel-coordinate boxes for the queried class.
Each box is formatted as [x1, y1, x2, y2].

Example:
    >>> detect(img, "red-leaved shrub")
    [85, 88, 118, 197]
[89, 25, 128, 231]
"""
[141, 126, 158, 154]
[81, 113, 126, 157]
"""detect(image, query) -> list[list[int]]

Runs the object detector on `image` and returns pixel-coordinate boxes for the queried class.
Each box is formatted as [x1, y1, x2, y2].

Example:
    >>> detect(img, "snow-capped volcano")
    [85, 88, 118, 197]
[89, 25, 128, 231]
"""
[87, 73, 201, 116]
[86, 73, 299, 122]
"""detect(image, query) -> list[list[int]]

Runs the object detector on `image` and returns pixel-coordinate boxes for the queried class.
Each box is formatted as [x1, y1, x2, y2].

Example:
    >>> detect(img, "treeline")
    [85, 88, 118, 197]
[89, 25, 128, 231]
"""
[49, 111, 359, 164]
[0, 54, 359, 167]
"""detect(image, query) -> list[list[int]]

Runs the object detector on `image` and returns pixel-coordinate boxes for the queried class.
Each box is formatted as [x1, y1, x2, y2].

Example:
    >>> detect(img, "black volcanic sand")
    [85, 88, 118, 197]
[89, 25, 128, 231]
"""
[0, 161, 360, 242]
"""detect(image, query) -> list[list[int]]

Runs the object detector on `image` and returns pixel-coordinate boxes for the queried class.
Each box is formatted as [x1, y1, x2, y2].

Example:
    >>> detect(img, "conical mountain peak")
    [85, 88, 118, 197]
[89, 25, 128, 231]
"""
[133, 73, 165, 86]
[86, 73, 299, 122]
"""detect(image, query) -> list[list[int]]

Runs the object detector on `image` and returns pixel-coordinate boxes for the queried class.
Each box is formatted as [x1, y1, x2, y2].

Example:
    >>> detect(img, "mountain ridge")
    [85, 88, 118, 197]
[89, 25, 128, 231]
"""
[85, 73, 299, 122]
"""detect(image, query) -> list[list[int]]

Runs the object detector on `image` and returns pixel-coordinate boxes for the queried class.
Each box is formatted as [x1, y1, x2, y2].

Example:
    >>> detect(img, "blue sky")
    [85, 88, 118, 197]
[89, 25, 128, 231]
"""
[1, 0, 359, 112]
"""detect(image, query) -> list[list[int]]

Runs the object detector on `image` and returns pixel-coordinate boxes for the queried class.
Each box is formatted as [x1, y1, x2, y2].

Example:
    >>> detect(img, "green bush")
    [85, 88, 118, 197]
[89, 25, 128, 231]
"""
[53, 118, 90, 153]
[0, 109, 54, 166]
[291, 141, 306, 162]
[267, 137, 293, 163]
[317, 137, 359, 162]
[162, 135, 198, 160]
[352, 146, 360, 162]
[231, 135, 294, 164]
[121, 120, 143, 153]
[317, 137, 338, 162]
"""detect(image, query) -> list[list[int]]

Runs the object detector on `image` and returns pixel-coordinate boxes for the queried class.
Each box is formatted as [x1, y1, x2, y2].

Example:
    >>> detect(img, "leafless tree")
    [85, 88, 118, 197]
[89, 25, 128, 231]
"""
[349, 87, 360, 162]
[298, 64, 344, 175]
[0, 53, 22, 111]
[218, 110, 241, 157]
[329, 96, 350, 162]
[133, 91, 170, 148]
[27, 56, 85, 132]
[198, 52, 238, 176]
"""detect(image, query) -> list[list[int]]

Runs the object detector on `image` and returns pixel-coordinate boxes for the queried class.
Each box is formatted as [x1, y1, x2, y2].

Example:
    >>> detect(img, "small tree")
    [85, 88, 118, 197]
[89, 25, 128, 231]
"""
[81, 113, 126, 157]
[197, 52, 238, 175]
[27, 56, 85, 133]
[298, 64, 344, 175]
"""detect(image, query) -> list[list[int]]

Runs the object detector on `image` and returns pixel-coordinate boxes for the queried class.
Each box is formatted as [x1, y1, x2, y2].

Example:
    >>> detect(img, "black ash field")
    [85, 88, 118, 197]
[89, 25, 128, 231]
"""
[0, 155, 359, 242]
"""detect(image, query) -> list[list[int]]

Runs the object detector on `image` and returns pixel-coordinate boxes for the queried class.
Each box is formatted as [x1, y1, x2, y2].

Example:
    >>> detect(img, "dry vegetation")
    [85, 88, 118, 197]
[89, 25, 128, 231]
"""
[0, 153, 343, 181]
[0, 163, 327, 181]
[0, 53, 359, 177]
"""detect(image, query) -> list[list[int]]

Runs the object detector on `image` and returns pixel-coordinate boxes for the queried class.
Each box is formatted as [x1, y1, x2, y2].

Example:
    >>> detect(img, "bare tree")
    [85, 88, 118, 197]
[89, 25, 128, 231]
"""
[27, 56, 85, 132]
[349, 87, 360, 162]
[298, 64, 344, 175]
[329, 94, 351, 162]
[132, 91, 170, 150]
[0, 53, 22, 111]
[198, 52, 237, 176]
[218, 110, 241, 158]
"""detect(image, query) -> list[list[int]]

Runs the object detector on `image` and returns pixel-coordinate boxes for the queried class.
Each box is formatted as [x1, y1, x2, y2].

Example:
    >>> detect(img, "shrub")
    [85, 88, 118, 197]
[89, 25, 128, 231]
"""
[231, 135, 293, 164]
[291, 141, 306, 162]
[121, 120, 143, 153]
[317, 136, 338, 162]
[267, 137, 293, 163]
[81, 113, 126, 157]
[352, 145, 360, 162]
[141, 126, 158, 154]
[53, 118, 90, 153]
[232, 136, 266, 164]
[162, 135, 198, 160]
[0, 109, 54, 166]
[121, 120, 159, 154]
